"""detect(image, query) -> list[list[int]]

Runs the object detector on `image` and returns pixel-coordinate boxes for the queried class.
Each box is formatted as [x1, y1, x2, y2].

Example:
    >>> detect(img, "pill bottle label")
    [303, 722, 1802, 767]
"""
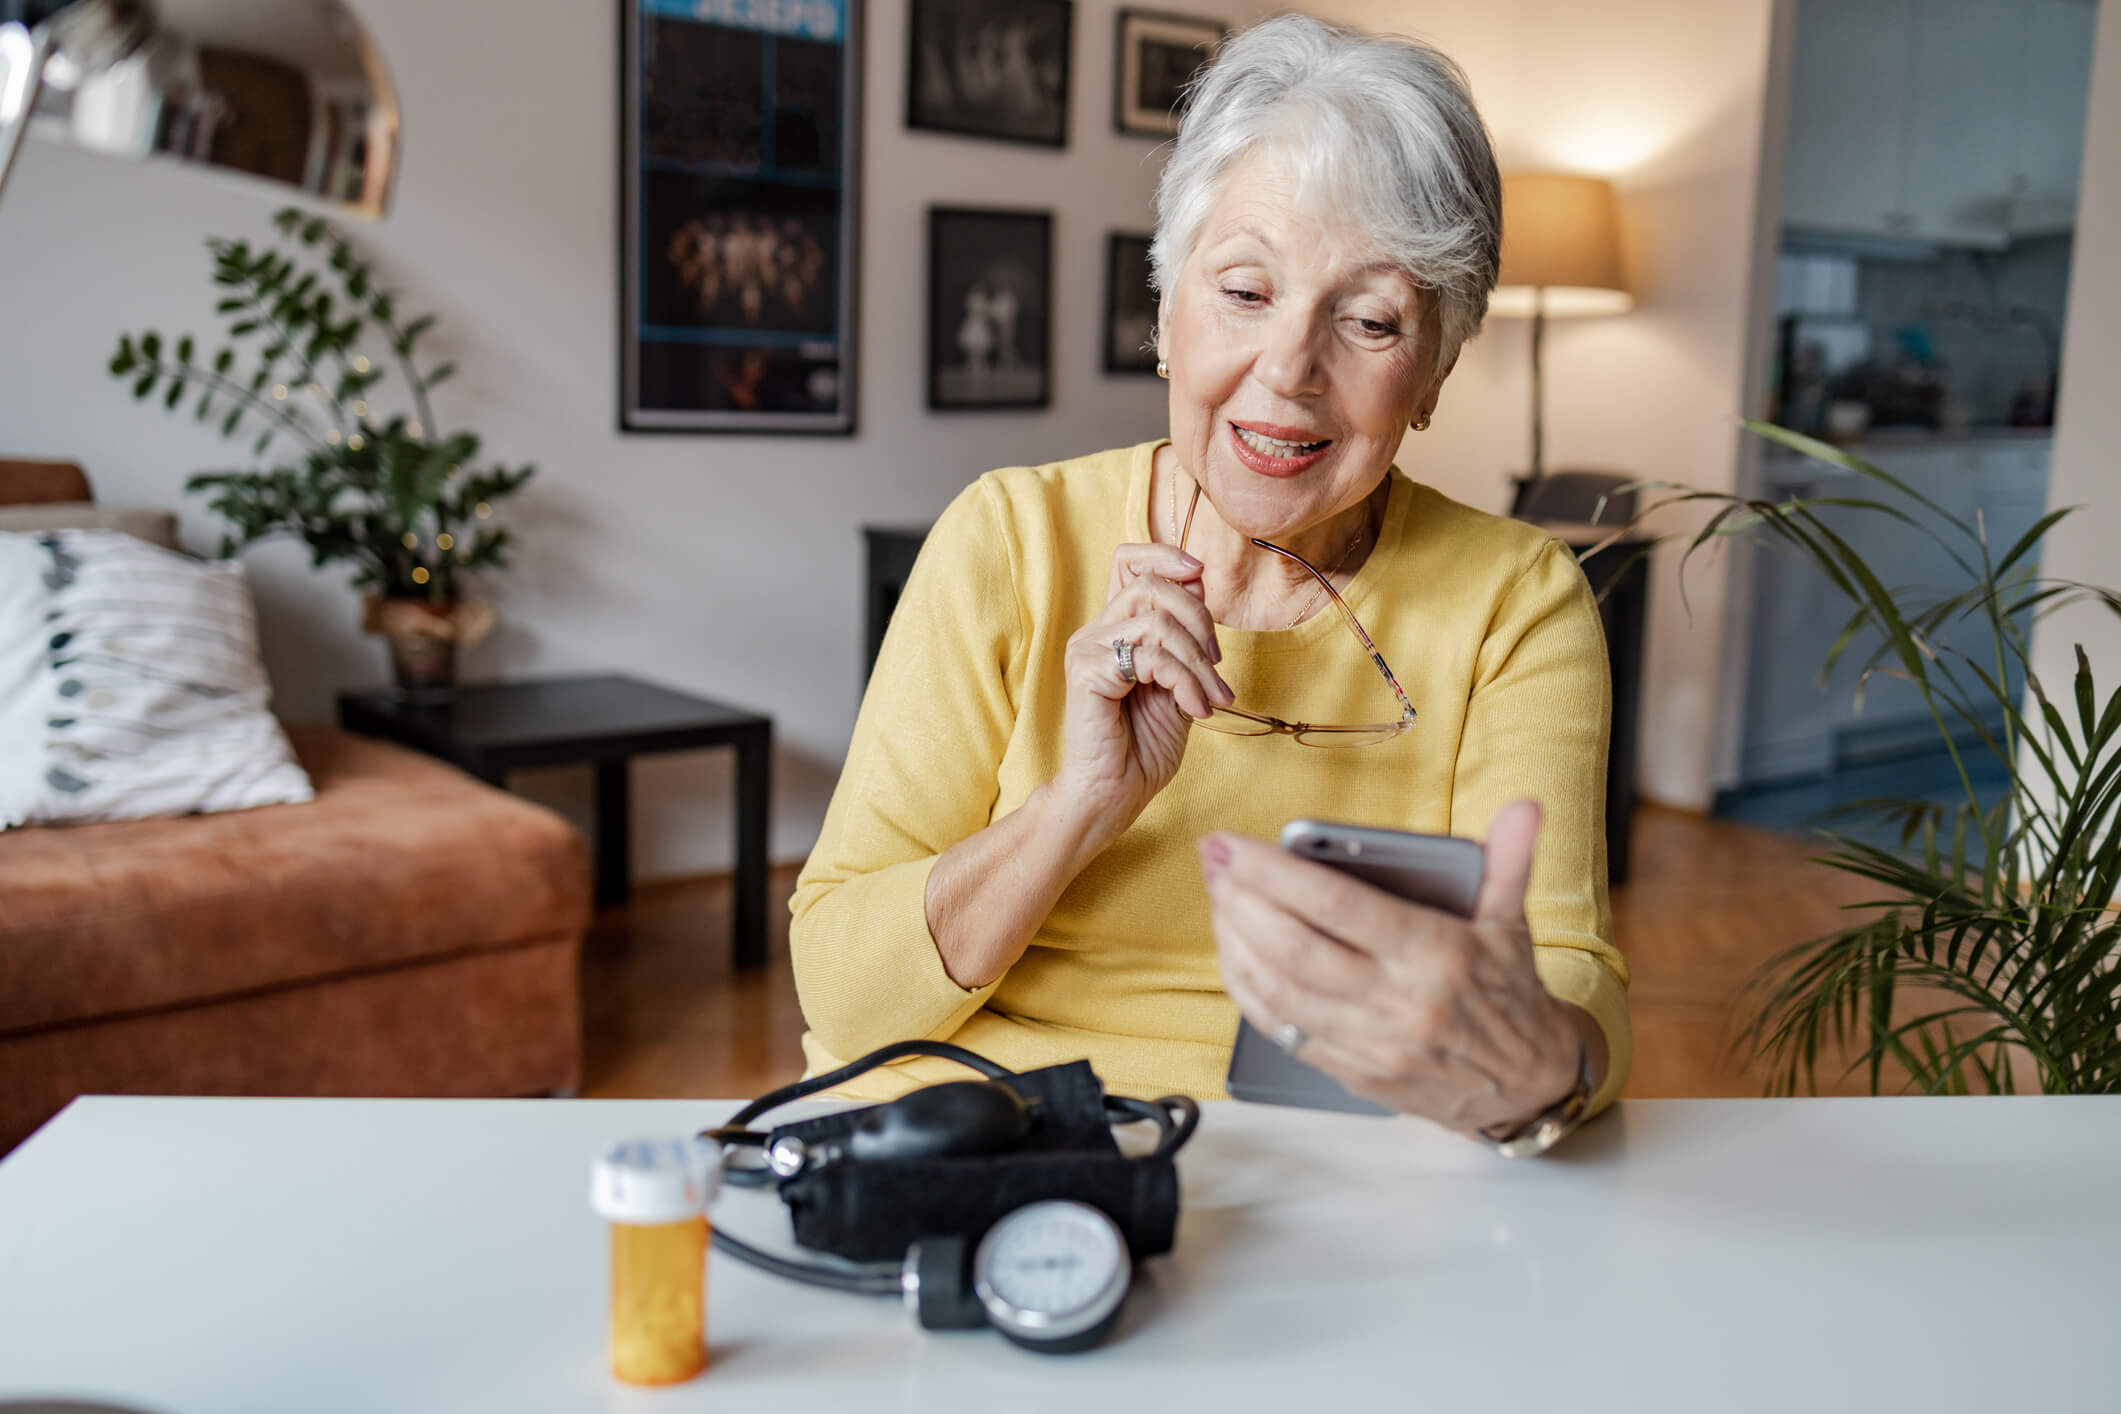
[610, 1215, 709, 1385]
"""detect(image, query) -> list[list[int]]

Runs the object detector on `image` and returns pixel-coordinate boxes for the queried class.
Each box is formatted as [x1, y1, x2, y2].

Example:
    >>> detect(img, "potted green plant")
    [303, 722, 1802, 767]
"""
[106, 206, 534, 702]
[1603, 423, 2118, 1094]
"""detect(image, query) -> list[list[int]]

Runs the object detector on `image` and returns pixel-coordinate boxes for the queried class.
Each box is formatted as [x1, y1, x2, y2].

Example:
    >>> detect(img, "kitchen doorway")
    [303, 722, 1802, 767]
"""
[1721, 0, 2098, 845]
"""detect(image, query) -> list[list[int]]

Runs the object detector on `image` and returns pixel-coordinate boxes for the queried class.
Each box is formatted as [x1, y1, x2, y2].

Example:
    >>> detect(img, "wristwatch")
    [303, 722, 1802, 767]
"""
[1476, 1045, 1594, 1158]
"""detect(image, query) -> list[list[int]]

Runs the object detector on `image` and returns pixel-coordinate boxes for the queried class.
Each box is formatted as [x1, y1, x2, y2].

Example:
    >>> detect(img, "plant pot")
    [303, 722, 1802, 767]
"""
[386, 619, 457, 703]
[362, 596, 496, 705]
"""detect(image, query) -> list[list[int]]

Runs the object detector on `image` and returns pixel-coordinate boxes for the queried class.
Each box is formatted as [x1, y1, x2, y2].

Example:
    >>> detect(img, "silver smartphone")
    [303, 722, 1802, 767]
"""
[1224, 820, 1486, 1116]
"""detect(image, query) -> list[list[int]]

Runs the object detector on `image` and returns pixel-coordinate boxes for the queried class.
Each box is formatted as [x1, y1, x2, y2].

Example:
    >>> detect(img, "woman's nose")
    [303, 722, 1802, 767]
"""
[1251, 311, 1328, 400]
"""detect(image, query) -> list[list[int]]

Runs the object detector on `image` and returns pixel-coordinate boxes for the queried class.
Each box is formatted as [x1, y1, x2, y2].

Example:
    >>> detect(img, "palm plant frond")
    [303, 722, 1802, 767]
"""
[1617, 420, 2119, 1095]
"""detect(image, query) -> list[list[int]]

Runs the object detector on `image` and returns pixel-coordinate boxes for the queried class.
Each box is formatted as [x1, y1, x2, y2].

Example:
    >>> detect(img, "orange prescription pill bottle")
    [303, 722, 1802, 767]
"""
[590, 1137, 723, 1386]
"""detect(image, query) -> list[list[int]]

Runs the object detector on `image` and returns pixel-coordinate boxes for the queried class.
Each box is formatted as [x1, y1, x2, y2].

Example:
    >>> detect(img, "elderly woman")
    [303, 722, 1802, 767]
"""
[792, 15, 1630, 1146]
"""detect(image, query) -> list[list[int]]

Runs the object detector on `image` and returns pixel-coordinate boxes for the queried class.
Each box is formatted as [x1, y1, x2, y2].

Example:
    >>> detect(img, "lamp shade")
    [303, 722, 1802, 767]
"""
[1491, 172, 1631, 318]
[1, 0, 399, 218]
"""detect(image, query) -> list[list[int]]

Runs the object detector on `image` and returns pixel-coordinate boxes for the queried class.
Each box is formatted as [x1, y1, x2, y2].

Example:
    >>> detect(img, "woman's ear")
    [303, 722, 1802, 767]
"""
[1414, 352, 1460, 426]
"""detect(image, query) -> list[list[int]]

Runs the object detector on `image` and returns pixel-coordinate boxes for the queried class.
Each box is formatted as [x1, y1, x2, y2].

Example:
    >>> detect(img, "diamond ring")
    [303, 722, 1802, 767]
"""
[1272, 1021, 1306, 1056]
[1112, 638, 1138, 684]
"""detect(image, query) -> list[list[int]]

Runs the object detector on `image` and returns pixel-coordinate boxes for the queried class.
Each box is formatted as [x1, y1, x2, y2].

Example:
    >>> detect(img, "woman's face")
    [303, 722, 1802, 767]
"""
[1159, 143, 1449, 544]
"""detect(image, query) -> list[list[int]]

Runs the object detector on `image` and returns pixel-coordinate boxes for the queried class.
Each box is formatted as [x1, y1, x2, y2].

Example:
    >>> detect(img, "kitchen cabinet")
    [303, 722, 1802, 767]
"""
[1782, 0, 1914, 238]
[1781, 0, 2094, 246]
[1738, 440, 2051, 784]
[2007, 0, 2099, 234]
[1902, 0, 2021, 244]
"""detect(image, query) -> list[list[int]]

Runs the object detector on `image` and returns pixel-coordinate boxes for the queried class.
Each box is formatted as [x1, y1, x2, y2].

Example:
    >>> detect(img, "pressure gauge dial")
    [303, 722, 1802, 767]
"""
[971, 1201, 1132, 1354]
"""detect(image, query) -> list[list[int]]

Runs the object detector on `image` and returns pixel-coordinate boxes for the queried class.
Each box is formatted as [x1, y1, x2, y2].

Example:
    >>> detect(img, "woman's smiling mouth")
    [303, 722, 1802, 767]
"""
[1229, 421, 1334, 475]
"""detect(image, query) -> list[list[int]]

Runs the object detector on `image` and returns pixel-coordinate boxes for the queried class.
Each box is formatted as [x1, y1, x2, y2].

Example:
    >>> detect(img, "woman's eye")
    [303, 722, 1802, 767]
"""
[1221, 288, 1264, 305]
[1356, 318, 1400, 337]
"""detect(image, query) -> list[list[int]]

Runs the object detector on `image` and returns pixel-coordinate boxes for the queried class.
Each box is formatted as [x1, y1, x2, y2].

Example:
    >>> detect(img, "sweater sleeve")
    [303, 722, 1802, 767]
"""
[1451, 538, 1633, 1114]
[789, 477, 1027, 1062]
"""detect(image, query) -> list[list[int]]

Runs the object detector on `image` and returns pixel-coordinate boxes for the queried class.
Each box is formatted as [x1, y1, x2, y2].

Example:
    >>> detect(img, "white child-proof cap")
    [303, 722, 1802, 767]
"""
[591, 1137, 723, 1224]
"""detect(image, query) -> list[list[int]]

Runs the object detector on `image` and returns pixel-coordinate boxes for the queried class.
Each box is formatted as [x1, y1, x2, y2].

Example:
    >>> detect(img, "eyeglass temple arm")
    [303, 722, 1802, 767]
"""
[1173, 478, 1413, 722]
[1250, 537, 1417, 720]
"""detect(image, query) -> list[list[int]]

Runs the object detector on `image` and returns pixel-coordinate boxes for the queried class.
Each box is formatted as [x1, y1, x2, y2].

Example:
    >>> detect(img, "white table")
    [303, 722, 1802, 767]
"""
[0, 1096, 2114, 1412]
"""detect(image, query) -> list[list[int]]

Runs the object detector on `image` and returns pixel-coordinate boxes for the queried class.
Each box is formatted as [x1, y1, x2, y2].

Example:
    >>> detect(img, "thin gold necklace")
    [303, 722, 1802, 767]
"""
[1170, 468, 1370, 629]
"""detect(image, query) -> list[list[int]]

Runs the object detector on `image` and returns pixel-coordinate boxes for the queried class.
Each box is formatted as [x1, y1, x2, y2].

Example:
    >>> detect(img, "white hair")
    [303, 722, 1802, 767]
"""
[1151, 13, 1503, 365]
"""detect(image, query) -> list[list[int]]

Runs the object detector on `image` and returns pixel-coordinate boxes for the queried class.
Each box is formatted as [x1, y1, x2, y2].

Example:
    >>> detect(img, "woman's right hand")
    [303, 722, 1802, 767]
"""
[1052, 542, 1234, 845]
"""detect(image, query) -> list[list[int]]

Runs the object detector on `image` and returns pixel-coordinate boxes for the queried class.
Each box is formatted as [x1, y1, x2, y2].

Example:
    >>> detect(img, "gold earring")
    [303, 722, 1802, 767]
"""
[1156, 360, 1169, 380]
[1413, 413, 1432, 432]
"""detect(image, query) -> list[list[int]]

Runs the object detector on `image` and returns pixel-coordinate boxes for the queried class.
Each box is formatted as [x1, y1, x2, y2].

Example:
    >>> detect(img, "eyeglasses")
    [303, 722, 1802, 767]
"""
[1176, 480, 1417, 748]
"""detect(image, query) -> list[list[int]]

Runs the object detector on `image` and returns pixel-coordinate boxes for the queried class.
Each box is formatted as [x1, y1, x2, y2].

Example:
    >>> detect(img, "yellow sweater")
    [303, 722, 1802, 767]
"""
[792, 442, 1632, 1113]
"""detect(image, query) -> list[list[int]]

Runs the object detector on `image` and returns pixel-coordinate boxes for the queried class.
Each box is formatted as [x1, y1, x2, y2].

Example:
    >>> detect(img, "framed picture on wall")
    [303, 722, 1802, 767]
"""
[619, 0, 862, 434]
[1114, 8, 1224, 137]
[1104, 232, 1159, 375]
[928, 207, 1053, 410]
[906, 0, 1073, 148]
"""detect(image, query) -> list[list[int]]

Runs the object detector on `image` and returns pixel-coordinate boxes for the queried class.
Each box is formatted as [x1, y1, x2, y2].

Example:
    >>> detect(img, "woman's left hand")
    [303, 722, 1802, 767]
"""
[1201, 799, 1586, 1134]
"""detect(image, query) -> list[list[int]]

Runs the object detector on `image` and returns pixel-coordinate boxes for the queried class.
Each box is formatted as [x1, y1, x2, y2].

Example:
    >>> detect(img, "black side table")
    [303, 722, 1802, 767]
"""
[1550, 533, 1650, 887]
[338, 674, 773, 968]
[863, 524, 931, 679]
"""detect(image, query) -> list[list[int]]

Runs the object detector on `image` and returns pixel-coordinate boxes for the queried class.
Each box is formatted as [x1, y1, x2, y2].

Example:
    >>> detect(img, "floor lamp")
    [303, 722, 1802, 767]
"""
[1491, 173, 1633, 482]
[0, 0, 399, 216]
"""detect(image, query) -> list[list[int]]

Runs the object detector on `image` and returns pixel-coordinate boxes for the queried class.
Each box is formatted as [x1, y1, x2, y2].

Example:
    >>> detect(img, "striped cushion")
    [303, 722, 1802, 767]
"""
[0, 529, 312, 828]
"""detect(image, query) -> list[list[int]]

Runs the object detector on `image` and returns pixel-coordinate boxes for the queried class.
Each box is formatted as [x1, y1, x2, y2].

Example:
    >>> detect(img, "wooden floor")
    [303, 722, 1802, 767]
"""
[580, 805, 1878, 1103]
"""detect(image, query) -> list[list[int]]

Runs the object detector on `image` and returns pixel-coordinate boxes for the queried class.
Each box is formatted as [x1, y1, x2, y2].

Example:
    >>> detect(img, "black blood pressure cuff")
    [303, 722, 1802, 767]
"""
[765, 1061, 1182, 1263]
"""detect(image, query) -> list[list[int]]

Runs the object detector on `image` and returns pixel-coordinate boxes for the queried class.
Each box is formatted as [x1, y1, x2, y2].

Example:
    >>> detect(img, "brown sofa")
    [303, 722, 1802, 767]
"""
[0, 460, 590, 1153]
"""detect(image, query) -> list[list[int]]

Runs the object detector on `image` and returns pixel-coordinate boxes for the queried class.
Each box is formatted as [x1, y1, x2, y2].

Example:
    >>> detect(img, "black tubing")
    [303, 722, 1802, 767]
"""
[710, 1227, 902, 1295]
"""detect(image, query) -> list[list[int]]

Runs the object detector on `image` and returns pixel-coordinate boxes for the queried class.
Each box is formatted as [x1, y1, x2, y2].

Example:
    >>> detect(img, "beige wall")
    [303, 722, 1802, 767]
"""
[2028, 0, 2121, 833]
[0, 0, 1815, 864]
[0, 0, 1259, 877]
[1303, 0, 1781, 809]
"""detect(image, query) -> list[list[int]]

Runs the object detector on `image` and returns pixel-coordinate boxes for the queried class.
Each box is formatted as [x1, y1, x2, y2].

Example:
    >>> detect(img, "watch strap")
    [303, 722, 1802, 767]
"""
[1476, 1045, 1594, 1158]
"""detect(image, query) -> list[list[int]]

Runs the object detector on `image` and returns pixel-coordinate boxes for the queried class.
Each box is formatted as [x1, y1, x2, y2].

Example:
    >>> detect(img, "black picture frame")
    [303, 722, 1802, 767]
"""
[1114, 7, 1223, 138]
[619, 0, 862, 435]
[927, 207, 1054, 411]
[1103, 231, 1159, 375]
[906, 0, 1074, 149]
